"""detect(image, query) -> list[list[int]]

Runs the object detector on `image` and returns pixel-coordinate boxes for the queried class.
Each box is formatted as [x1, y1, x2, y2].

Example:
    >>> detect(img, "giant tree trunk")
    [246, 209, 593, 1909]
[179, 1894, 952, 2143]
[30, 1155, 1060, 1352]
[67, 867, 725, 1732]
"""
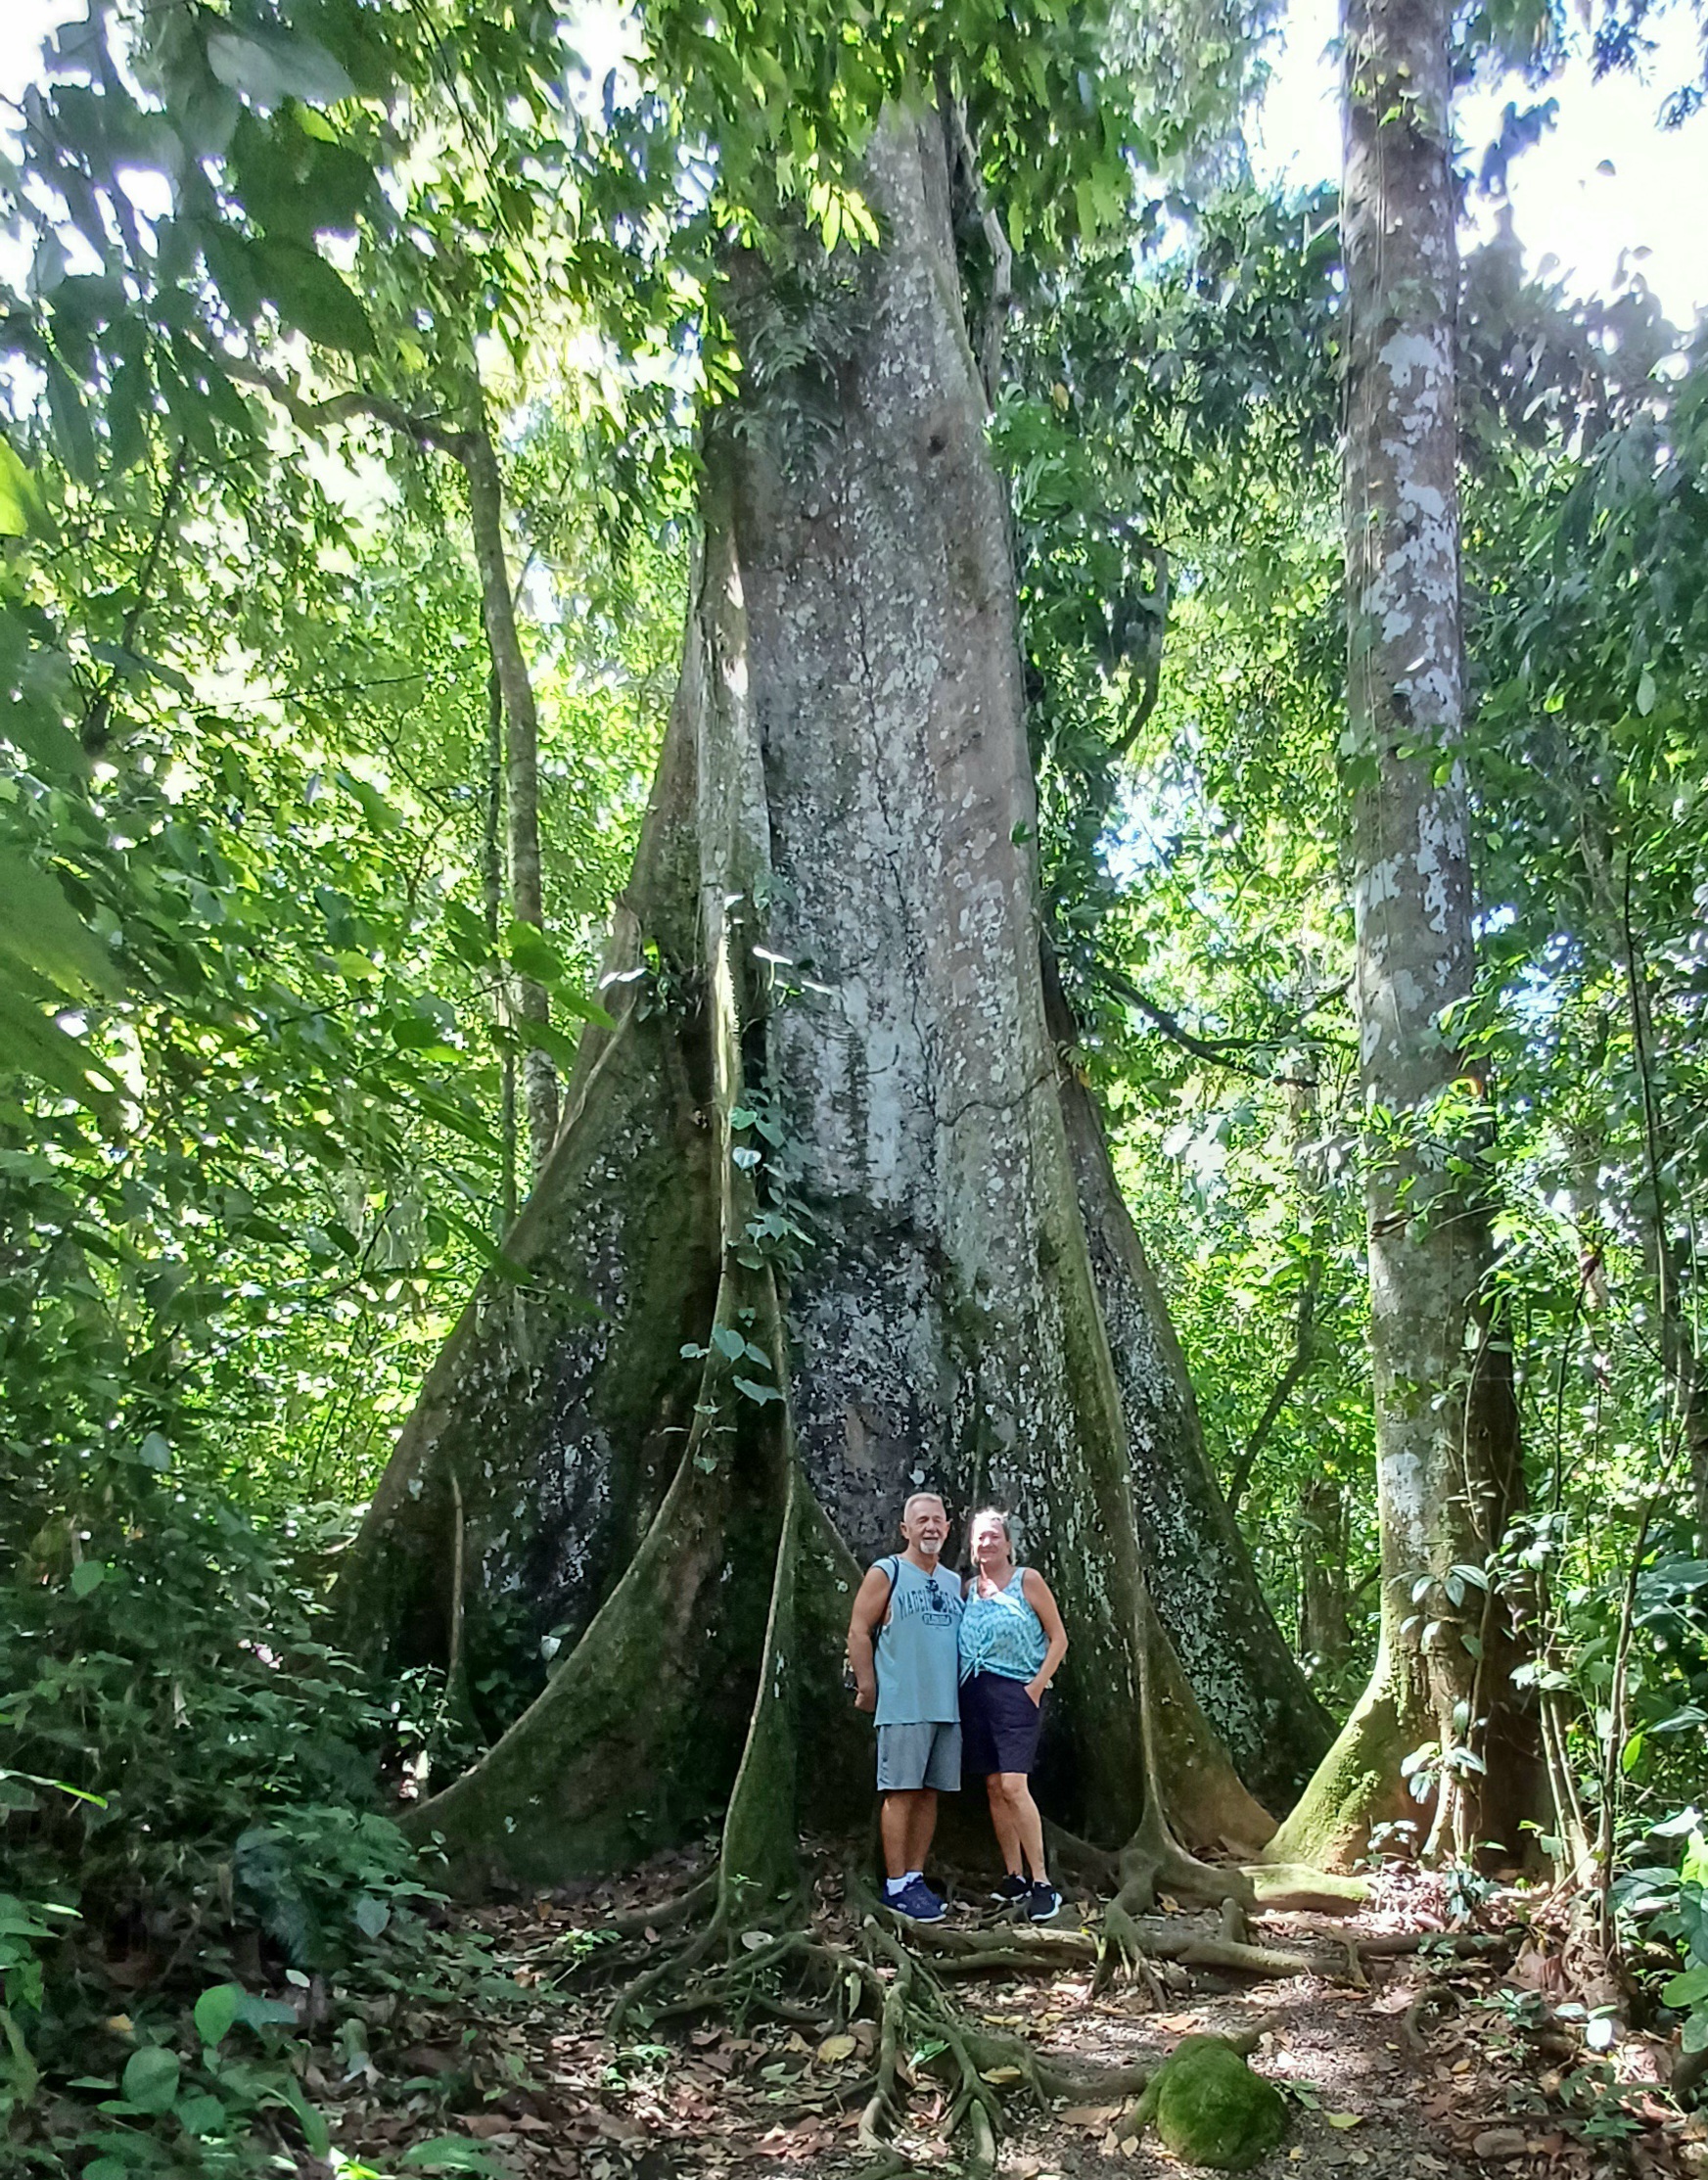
[339, 107, 1326, 1889]
[1269, 0, 1533, 1871]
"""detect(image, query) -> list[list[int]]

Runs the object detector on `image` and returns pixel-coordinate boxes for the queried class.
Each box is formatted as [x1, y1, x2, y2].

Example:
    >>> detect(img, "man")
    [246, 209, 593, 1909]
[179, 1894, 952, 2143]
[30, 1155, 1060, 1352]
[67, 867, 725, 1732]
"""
[847, 1490, 963, 1921]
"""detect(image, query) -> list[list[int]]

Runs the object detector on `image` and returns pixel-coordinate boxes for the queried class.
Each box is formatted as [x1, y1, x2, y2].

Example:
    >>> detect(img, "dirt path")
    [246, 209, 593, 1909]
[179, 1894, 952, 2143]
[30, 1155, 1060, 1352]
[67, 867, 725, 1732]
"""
[319, 1856, 1698, 2180]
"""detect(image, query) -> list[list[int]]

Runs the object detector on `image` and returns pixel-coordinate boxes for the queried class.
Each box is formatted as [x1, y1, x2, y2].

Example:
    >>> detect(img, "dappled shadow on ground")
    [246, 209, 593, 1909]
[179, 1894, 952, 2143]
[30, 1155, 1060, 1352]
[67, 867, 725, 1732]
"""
[319, 1853, 1701, 2180]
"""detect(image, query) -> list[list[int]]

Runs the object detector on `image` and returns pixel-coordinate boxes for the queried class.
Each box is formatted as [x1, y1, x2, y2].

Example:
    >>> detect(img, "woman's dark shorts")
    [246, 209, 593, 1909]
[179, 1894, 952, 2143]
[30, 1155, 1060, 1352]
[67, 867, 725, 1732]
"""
[960, 1671, 1043, 1776]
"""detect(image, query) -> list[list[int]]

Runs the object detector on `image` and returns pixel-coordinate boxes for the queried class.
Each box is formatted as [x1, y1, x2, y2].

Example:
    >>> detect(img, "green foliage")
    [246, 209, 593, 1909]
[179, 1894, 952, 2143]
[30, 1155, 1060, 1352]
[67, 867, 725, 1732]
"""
[0, 1423, 455, 2168]
[1656, 1831, 1708, 2053]
[0, 1439, 401, 1915]
[0, 69, 680, 2158]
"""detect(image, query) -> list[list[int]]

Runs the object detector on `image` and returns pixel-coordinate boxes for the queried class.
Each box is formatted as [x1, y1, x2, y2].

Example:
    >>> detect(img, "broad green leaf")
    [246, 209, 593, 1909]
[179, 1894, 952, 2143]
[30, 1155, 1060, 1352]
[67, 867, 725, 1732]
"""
[254, 238, 376, 354]
[352, 1894, 391, 1937]
[239, 1994, 299, 2029]
[400, 2137, 506, 2173]
[207, 30, 354, 111]
[45, 358, 97, 485]
[70, 1560, 107, 1598]
[506, 920, 566, 984]
[556, 988, 618, 1028]
[196, 216, 266, 322]
[176, 2092, 227, 2136]
[414, 1090, 502, 1154]
[0, 987, 120, 1114]
[442, 901, 492, 968]
[732, 1375, 782, 1405]
[194, 1982, 246, 2046]
[1664, 1965, 1708, 2007]
[105, 356, 153, 473]
[338, 769, 400, 833]
[0, 1895, 53, 1939]
[283, 2078, 330, 2157]
[512, 1015, 587, 1074]
[87, 643, 194, 700]
[0, 850, 120, 997]
[120, 2045, 180, 2113]
[0, 439, 46, 538]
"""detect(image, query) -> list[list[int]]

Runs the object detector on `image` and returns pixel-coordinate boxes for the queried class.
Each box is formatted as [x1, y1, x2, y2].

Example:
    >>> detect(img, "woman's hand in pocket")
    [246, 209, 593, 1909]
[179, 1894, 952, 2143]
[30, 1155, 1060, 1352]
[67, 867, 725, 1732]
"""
[1025, 1677, 1045, 1708]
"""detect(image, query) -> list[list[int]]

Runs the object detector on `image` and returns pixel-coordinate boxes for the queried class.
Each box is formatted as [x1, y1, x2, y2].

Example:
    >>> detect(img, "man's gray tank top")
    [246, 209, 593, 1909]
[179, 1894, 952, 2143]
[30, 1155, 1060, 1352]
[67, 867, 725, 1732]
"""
[874, 1555, 963, 1726]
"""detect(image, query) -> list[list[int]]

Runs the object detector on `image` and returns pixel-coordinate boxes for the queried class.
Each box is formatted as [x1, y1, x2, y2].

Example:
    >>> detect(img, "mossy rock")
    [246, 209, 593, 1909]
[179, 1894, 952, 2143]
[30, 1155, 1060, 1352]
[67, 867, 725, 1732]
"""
[1134, 2034, 1289, 2172]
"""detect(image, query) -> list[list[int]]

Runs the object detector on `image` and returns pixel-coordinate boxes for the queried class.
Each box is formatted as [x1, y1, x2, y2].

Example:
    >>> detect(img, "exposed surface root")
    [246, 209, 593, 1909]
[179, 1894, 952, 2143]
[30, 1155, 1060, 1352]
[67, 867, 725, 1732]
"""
[289, 1850, 1703, 2180]
[1245, 1860, 1369, 1915]
[577, 1838, 1508, 2177]
[567, 1872, 718, 1944]
[581, 1859, 1165, 2172]
[1402, 1976, 1457, 2054]
[1043, 1818, 1121, 1888]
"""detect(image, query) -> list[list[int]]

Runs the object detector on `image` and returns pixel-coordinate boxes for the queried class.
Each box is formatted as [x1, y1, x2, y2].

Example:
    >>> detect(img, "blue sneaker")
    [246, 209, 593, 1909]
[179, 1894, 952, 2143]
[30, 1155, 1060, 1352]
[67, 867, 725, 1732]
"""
[886, 1878, 946, 1923]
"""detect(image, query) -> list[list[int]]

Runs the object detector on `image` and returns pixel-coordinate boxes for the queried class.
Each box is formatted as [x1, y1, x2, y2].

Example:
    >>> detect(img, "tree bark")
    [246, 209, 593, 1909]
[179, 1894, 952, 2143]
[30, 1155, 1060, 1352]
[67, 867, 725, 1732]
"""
[460, 417, 559, 1177]
[340, 107, 1325, 1887]
[1296, 1468, 1354, 1682]
[482, 664, 519, 1236]
[1226, 1078, 1325, 1522]
[1269, 0, 1534, 1870]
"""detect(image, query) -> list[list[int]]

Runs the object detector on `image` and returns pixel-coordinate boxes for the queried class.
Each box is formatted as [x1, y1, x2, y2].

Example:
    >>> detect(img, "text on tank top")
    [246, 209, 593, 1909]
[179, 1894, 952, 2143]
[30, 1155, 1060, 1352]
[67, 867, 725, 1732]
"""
[873, 1556, 963, 1726]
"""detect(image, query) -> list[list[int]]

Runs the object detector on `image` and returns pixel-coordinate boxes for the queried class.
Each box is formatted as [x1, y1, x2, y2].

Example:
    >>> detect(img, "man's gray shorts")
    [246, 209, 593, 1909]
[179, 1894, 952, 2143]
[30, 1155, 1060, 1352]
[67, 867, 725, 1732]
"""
[876, 1721, 961, 1792]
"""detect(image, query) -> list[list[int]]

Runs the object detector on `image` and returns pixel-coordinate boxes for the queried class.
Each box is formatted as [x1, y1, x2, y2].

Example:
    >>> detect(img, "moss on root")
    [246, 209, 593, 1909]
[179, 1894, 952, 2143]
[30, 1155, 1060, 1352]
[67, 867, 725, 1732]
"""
[1134, 2036, 1289, 2172]
[1245, 1862, 1368, 1914]
[400, 1269, 791, 1889]
[1265, 1666, 1416, 1873]
[400, 1468, 777, 1886]
[717, 1448, 804, 1917]
[335, 997, 718, 1707]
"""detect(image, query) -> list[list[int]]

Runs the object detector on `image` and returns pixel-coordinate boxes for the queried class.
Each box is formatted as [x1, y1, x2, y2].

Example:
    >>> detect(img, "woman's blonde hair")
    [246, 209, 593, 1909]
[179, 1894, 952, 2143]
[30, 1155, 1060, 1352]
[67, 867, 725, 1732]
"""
[969, 1506, 1014, 1549]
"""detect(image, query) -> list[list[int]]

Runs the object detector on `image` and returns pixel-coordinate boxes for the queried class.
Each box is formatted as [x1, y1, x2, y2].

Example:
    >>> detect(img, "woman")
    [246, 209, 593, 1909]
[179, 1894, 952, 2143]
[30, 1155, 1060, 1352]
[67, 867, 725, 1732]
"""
[958, 1507, 1068, 1922]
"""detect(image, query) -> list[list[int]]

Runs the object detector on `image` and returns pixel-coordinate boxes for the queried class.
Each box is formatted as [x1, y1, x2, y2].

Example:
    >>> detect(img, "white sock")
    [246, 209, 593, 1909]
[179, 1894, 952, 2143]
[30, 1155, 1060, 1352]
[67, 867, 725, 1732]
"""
[885, 1876, 909, 1897]
[904, 1871, 922, 1885]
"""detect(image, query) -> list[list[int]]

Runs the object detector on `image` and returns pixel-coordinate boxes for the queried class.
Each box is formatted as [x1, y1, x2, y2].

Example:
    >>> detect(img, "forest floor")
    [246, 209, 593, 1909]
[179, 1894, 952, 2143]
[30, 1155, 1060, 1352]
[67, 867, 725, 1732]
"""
[316, 1853, 1706, 2180]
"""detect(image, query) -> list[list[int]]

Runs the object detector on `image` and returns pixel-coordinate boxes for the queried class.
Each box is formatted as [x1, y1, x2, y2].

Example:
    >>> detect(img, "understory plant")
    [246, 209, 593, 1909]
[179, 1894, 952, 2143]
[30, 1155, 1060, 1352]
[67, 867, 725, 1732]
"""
[0, 1423, 445, 2170]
